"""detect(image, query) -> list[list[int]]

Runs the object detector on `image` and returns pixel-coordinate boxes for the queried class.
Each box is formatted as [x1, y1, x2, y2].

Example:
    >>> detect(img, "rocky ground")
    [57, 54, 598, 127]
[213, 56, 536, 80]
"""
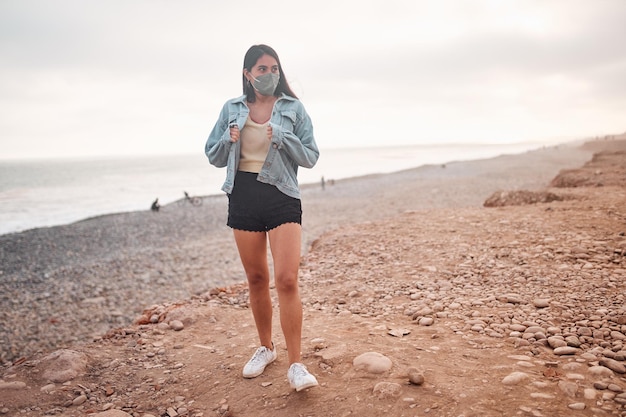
[1, 137, 625, 417]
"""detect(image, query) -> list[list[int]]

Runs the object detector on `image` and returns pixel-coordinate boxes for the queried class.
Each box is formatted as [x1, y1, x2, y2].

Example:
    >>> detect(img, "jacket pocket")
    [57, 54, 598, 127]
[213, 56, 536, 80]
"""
[278, 110, 297, 131]
[228, 111, 245, 127]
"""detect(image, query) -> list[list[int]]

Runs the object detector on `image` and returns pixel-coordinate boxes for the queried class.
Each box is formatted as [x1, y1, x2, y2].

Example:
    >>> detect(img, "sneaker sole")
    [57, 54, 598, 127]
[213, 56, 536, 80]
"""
[292, 380, 319, 392]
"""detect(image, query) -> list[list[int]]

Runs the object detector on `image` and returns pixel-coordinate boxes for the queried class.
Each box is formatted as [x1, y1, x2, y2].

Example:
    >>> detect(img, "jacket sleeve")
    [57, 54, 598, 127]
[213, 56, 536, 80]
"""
[205, 102, 233, 168]
[271, 102, 319, 168]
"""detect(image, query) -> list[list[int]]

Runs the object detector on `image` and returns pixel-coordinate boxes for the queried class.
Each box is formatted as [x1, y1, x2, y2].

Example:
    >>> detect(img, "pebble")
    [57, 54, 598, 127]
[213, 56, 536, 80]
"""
[568, 403, 586, 410]
[600, 358, 626, 374]
[388, 328, 411, 337]
[533, 298, 550, 308]
[589, 365, 614, 378]
[373, 382, 402, 399]
[418, 317, 434, 326]
[502, 372, 529, 385]
[72, 394, 87, 405]
[553, 347, 579, 356]
[170, 320, 184, 331]
[92, 411, 132, 417]
[40, 383, 56, 393]
[583, 388, 597, 399]
[0, 381, 26, 390]
[407, 367, 425, 385]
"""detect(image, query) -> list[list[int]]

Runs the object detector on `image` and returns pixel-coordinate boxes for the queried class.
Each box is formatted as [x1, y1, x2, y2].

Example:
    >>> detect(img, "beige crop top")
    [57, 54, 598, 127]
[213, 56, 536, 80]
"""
[238, 117, 270, 173]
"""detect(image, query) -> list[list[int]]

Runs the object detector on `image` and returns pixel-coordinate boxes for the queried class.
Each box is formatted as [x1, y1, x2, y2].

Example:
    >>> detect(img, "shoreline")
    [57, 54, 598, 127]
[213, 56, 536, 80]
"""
[0, 137, 619, 363]
[0, 139, 594, 275]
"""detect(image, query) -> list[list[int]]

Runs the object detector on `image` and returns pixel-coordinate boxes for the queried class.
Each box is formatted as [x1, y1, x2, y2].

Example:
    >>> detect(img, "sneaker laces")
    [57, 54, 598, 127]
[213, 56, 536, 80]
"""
[291, 363, 309, 377]
[249, 345, 273, 365]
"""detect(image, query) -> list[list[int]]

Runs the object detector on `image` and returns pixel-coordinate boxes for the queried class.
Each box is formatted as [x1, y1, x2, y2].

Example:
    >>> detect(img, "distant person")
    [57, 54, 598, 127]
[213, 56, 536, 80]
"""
[205, 44, 320, 391]
[321, 176, 325, 190]
[184, 191, 190, 199]
[151, 198, 160, 212]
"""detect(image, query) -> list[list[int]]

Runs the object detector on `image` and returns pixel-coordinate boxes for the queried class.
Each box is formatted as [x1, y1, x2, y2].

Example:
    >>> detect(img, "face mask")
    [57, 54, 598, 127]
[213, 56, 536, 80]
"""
[250, 73, 280, 96]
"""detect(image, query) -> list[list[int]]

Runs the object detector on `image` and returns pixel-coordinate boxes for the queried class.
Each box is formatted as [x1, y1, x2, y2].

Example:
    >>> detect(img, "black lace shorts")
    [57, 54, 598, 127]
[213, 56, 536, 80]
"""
[227, 171, 302, 232]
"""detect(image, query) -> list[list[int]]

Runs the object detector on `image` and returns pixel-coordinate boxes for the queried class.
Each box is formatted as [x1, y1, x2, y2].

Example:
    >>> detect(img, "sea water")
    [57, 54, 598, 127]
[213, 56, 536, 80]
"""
[0, 142, 549, 235]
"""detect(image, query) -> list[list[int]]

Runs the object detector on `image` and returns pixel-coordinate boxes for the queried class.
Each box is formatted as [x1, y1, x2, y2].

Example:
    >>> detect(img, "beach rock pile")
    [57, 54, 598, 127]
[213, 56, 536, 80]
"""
[482, 190, 570, 207]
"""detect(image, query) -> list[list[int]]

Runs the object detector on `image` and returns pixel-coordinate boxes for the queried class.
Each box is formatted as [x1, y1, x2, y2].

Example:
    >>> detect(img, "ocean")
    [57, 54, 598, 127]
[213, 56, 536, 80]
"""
[0, 142, 550, 236]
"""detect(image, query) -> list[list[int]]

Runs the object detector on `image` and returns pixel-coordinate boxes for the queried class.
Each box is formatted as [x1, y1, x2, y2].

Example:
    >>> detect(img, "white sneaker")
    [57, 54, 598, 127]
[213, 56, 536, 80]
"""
[288, 363, 319, 391]
[242, 344, 277, 378]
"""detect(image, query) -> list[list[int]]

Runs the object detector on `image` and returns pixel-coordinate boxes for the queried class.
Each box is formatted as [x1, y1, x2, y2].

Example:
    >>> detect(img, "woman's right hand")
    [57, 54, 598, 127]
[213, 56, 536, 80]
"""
[229, 125, 240, 143]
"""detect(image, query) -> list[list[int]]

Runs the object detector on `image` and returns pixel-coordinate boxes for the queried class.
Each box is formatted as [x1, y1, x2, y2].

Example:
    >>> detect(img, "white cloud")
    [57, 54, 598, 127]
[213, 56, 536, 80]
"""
[1, 0, 625, 159]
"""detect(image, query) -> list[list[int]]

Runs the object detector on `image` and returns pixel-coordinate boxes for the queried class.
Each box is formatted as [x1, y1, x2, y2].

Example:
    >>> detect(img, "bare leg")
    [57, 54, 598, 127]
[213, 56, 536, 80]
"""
[268, 222, 303, 364]
[233, 229, 273, 349]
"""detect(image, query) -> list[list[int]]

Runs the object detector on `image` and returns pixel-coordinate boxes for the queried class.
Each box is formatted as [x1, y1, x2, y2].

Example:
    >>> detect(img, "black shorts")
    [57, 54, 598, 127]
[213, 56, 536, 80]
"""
[227, 171, 302, 232]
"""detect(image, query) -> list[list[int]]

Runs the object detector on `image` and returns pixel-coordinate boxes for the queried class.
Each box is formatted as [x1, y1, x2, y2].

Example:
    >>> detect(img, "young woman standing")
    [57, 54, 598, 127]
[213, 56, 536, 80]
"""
[205, 44, 319, 391]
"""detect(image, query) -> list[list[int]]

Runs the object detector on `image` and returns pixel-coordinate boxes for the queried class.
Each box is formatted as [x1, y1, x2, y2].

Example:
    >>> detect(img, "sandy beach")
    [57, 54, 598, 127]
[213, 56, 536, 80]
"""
[1, 136, 625, 416]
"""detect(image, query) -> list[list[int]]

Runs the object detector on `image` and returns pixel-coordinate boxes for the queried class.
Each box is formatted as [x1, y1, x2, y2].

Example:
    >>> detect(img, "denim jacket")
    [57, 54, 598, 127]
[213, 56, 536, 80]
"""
[205, 94, 319, 199]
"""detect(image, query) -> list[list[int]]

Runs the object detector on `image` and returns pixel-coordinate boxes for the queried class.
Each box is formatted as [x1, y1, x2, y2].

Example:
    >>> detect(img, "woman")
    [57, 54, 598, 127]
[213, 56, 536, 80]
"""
[205, 44, 319, 391]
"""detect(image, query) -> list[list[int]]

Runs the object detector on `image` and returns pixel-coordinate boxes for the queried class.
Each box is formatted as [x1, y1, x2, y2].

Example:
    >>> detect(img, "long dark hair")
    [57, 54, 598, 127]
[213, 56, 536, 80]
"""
[242, 44, 298, 102]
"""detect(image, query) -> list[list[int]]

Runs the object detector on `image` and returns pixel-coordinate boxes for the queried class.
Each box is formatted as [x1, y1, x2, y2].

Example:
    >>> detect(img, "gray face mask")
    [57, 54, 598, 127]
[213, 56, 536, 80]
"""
[251, 73, 280, 96]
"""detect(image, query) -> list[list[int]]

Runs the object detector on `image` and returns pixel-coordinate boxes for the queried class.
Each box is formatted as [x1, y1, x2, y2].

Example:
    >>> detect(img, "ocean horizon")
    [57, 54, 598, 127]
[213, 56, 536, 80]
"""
[0, 141, 565, 236]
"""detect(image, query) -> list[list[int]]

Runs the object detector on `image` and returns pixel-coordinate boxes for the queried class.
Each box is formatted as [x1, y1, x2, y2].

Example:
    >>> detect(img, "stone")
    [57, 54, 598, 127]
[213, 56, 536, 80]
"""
[72, 395, 87, 405]
[373, 382, 402, 399]
[583, 388, 597, 400]
[594, 382, 608, 390]
[565, 336, 581, 347]
[91, 411, 133, 417]
[0, 381, 26, 390]
[588, 365, 614, 378]
[418, 317, 434, 326]
[599, 358, 626, 374]
[170, 320, 184, 331]
[610, 331, 626, 340]
[41, 349, 88, 383]
[388, 328, 411, 337]
[547, 337, 567, 348]
[501, 294, 523, 304]
[40, 384, 56, 393]
[353, 352, 392, 374]
[558, 380, 578, 397]
[502, 372, 529, 385]
[407, 367, 424, 385]
[553, 346, 579, 356]
[509, 324, 527, 332]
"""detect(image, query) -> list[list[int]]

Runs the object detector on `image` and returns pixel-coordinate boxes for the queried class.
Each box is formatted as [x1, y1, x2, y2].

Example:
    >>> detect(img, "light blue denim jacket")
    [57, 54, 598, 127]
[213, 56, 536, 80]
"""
[205, 93, 319, 199]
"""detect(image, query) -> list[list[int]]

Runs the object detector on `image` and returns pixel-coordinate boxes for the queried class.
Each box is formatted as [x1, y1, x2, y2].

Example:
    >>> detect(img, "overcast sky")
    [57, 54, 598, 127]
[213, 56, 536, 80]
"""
[1, 0, 625, 160]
